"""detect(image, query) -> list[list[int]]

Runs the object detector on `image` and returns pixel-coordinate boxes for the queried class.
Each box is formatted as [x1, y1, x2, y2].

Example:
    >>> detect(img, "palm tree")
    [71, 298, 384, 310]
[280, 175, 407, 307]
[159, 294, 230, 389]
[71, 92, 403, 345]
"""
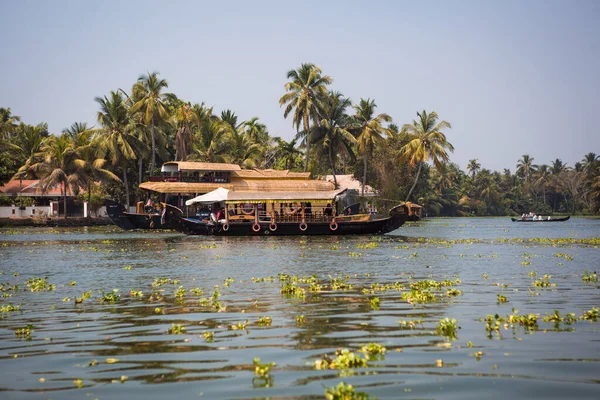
[313, 91, 356, 188]
[516, 155, 537, 183]
[352, 98, 392, 196]
[70, 129, 121, 214]
[533, 164, 550, 204]
[279, 63, 332, 172]
[400, 110, 453, 202]
[23, 134, 76, 219]
[226, 130, 261, 168]
[220, 109, 241, 135]
[242, 117, 268, 144]
[11, 123, 50, 176]
[0, 107, 21, 139]
[582, 152, 599, 174]
[130, 71, 171, 175]
[95, 91, 144, 208]
[276, 138, 302, 170]
[172, 103, 198, 161]
[467, 159, 481, 179]
[191, 118, 230, 163]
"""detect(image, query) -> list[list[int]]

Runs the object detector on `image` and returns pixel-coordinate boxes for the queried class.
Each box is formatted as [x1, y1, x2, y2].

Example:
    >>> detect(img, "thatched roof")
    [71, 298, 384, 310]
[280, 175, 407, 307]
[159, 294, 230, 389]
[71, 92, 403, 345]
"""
[226, 189, 346, 204]
[231, 169, 311, 179]
[162, 161, 241, 172]
[139, 182, 234, 194]
[323, 174, 377, 196]
[139, 179, 334, 194]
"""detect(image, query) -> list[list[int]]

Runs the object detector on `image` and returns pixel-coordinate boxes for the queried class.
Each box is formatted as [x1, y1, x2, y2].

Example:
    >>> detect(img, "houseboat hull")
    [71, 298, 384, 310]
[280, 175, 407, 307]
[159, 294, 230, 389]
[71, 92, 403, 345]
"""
[105, 200, 176, 230]
[171, 213, 418, 236]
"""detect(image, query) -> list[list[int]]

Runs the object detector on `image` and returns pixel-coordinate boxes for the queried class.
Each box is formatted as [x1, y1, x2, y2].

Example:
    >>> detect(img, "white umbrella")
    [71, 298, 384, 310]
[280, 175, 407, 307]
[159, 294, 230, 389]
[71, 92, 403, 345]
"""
[185, 187, 229, 206]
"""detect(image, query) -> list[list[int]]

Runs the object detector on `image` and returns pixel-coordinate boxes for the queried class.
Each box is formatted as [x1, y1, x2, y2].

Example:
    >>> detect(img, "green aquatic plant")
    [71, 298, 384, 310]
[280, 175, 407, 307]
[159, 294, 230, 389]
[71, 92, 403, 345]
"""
[325, 382, 373, 400]
[330, 276, 353, 291]
[348, 252, 362, 257]
[252, 357, 275, 387]
[581, 270, 597, 283]
[507, 308, 539, 330]
[253, 357, 275, 378]
[203, 331, 214, 342]
[129, 289, 143, 297]
[401, 289, 436, 304]
[280, 282, 305, 298]
[446, 288, 463, 297]
[357, 242, 378, 249]
[397, 319, 423, 329]
[315, 348, 368, 370]
[580, 307, 599, 321]
[0, 303, 20, 313]
[166, 323, 186, 334]
[257, 316, 272, 326]
[229, 320, 248, 331]
[152, 277, 180, 288]
[175, 286, 186, 300]
[359, 343, 386, 360]
[14, 324, 33, 339]
[369, 297, 380, 310]
[75, 291, 91, 304]
[26, 277, 55, 292]
[483, 314, 504, 335]
[436, 317, 459, 340]
[296, 315, 305, 325]
[190, 287, 204, 296]
[553, 253, 573, 261]
[543, 310, 577, 325]
[99, 289, 120, 303]
[532, 275, 556, 288]
[497, 294, 508, 304]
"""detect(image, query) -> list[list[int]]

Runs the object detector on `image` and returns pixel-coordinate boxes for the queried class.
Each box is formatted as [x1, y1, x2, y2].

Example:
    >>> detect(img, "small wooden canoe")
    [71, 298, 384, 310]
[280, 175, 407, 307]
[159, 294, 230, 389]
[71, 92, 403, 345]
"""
[511, 216, 570, 222]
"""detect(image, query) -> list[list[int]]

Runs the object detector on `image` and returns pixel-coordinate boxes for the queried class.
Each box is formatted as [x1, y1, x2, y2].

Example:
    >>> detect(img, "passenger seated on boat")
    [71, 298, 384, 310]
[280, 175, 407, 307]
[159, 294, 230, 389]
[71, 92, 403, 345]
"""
[521, 213, 526, 220]
[145, 198, 153, 213]
[324, 203, 333, 217]
[305, 202, 312, 216]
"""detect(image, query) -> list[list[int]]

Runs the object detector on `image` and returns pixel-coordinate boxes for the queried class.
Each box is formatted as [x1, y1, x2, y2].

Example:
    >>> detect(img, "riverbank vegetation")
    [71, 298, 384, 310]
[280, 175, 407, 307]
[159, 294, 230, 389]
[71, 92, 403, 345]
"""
[1, 64, 599, 215]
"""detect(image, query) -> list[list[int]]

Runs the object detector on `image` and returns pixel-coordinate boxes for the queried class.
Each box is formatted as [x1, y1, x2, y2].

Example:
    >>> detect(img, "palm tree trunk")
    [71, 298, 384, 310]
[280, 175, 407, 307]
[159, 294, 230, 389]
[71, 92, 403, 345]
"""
[406, 163, 423, 202]
[328, 143, 337, 189]
[138, 159, 143, 185]
[303, 123, 310, 172]
[87, 182, 92, 218]
[63, 182, 68, 220]
[362, 151, 368, 196]
[151, 116, 156, 175]
[123, 168, 130, 210]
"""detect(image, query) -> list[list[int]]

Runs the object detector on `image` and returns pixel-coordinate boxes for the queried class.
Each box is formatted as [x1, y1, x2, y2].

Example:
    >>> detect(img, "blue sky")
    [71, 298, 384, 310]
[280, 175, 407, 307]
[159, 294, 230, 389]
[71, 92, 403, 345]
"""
[1, 0, 598, 172]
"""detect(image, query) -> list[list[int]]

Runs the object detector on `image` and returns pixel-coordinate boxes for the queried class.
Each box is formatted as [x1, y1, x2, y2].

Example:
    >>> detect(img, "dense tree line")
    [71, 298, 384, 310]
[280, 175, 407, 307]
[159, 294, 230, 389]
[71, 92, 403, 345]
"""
[1, 65, 599, 216]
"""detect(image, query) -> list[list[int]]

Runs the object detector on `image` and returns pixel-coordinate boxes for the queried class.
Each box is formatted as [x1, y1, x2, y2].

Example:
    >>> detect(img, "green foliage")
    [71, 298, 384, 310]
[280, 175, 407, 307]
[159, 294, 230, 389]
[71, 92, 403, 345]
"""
[325, 382, 374, 400]
[436, 318, 459, 340]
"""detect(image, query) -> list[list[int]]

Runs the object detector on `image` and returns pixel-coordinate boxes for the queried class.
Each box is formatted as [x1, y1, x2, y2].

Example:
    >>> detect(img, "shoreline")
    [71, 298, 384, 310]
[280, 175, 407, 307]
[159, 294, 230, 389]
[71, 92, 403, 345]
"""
[0, 216, 112, 227]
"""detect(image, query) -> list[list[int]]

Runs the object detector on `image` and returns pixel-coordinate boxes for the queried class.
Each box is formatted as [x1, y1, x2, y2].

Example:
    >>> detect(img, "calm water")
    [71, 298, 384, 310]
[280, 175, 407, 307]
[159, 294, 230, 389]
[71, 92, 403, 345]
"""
[0, 218, 599, 399]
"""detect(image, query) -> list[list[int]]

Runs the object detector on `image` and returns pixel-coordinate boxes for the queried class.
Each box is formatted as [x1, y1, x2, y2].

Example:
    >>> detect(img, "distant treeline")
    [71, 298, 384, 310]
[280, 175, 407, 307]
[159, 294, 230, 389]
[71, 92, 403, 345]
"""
[1, 65, 599, 216]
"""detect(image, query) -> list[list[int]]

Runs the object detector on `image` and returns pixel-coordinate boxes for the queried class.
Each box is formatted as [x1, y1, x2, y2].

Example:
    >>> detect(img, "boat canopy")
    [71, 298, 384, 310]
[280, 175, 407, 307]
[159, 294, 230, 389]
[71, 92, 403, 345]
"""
[185, 187, 229, 206]
[225, 189, 346, 204]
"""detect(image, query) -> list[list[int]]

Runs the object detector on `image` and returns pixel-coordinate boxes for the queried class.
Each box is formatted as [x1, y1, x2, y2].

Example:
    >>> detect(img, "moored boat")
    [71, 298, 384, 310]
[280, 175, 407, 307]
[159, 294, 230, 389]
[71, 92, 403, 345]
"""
[105, 200, 182, 230]
[168, 188, 421, 236]
[511, 216, 570, 222]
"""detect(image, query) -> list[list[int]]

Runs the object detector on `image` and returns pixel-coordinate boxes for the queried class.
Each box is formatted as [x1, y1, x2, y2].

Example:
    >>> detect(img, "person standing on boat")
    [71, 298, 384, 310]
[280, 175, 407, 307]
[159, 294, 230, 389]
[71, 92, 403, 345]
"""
[324, 203, 333, 219]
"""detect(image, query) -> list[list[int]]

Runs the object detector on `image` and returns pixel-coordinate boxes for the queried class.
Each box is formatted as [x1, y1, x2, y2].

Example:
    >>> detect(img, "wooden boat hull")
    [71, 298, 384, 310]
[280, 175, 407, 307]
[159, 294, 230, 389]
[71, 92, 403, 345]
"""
[511, 216, 570, 222]
[105, 200, 176, 230]
[171, 213, 417, 236]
